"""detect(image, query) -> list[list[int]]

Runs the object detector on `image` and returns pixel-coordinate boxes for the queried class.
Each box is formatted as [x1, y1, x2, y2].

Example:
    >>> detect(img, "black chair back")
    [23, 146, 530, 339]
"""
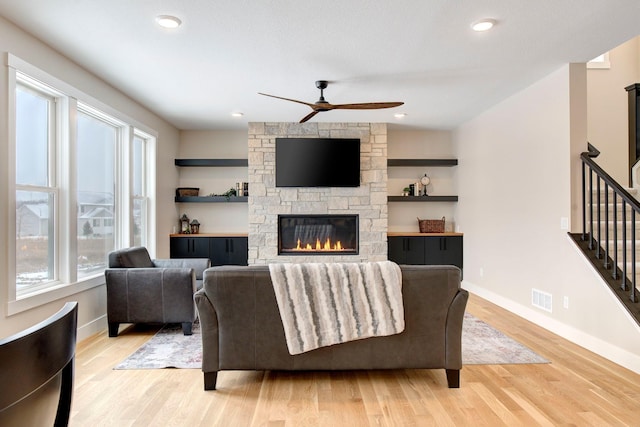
[0, 302, 78, 427]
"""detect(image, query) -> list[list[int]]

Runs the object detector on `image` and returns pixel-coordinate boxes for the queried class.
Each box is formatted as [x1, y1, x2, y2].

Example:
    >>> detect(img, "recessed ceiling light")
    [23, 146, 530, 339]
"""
[394, 113, 407, 119]
[156, 15, 182, 29]
[231, 112, 244, 118]
[471, 19, 496, 32]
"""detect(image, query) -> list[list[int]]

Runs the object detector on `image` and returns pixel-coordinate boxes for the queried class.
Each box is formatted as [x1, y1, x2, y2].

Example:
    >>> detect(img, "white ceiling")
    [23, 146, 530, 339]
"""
[1, 1, 639, 131]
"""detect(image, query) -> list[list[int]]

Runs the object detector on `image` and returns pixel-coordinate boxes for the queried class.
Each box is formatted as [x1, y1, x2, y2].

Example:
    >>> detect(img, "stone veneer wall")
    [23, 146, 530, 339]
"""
[248, 122, 388, 264]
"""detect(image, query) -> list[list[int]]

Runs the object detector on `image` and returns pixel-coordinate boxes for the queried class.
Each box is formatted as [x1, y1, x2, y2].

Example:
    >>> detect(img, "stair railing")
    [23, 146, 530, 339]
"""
[581, 143, 639, 304]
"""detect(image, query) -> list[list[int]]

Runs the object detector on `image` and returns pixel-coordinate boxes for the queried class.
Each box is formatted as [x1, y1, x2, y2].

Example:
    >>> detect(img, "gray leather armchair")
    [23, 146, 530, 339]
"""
[105, 246, 210, 337]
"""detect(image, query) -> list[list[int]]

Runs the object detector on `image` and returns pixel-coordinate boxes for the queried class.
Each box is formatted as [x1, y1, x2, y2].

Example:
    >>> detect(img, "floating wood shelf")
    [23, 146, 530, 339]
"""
[174, 196, 248, 203]
[388, 196, 458, 202]
[387, 159, 458, 167]
[175, 159, 248, 167]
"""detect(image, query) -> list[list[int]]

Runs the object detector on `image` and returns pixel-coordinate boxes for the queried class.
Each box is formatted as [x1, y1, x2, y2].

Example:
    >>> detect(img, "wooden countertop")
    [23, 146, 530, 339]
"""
[387, 232, 463, 237]
[170, 232, 462, 237]
[170, 233, 248, 237]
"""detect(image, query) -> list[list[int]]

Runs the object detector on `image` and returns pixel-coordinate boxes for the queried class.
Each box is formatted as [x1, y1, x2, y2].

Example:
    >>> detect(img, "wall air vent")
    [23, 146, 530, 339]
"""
[532, 289, 552, 313]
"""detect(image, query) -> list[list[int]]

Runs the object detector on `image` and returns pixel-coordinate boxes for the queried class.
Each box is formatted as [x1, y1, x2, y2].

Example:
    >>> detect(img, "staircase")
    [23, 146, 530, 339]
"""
[570, 144, 640, 325]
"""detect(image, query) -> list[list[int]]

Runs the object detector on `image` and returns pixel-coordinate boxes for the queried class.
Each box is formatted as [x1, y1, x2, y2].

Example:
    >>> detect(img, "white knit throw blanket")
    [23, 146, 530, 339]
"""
[269, 261, 405, 355]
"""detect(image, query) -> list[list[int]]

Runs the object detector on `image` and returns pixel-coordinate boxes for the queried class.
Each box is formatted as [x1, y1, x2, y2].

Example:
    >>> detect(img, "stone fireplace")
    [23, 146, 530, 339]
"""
[248, 122, 388, 264]
[278, 214, 359, 255]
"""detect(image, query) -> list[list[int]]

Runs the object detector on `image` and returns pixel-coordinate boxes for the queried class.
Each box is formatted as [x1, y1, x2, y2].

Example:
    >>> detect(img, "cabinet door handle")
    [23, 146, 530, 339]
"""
[225, 239, 229, 253]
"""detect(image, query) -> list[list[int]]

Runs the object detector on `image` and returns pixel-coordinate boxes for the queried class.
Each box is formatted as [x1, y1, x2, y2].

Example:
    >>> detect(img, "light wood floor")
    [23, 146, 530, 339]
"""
[70, 294, 640, 426]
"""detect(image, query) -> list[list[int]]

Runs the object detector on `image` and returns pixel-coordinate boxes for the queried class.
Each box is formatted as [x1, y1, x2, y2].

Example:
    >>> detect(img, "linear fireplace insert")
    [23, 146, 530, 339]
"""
[278, 214, 359, 255]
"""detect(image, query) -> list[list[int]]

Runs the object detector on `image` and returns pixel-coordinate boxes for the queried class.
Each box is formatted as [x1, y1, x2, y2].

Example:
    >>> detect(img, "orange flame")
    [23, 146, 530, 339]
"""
[290, 237, 347, 252]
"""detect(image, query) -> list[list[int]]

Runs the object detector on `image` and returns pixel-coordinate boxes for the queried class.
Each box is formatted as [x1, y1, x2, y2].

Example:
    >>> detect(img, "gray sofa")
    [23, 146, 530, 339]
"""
[194, 264, 468, 390]
[105, 247, 210, 336]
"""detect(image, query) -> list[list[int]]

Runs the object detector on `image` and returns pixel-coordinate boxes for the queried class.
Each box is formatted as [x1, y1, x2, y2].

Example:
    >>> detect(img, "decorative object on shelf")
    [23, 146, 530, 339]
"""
[207, 187, 237, 201]
[190, 219, 200, 234]
[243, 182, 249, 197]
[176, 187, 199, 197]
[180, 214, 191, 233]
[402, 187, 411, 196]
[420, 174, 431, 196]
[418, 216, 445, 233]
[413, 181, 421, 196]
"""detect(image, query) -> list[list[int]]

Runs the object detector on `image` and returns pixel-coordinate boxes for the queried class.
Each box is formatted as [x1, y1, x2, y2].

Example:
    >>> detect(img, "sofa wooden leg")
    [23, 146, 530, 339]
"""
[108, 322, 119, 337]
[182, 322, 193, 335]
[446, 369, 460, 388]
[204, 372, 218, 390]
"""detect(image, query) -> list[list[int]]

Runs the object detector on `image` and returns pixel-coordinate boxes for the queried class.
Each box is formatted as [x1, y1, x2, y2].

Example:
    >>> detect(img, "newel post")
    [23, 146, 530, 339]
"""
[625, 84, 640, 188]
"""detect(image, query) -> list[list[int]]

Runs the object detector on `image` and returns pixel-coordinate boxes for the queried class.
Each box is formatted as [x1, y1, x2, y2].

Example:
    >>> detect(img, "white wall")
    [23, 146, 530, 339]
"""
[455, 64, 640, 373]
[587, 36, 640, 185]
[0, 16, 180, 340]
[387, 129, 457, 232]
[176, 130, 249, 234]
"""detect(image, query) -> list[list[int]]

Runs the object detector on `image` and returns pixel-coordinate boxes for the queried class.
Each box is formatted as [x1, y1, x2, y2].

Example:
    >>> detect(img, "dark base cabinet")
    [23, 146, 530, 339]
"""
[170, 236, 248, 266]
[209, 237, 248, 266]
[388, 236, 425, 265]
[170, 237, 210, 258]
[388, 235, 463, 270]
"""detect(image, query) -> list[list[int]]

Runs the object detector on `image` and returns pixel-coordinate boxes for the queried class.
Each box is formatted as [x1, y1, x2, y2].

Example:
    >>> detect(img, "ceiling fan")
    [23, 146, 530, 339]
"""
[259, 80, 404, 123]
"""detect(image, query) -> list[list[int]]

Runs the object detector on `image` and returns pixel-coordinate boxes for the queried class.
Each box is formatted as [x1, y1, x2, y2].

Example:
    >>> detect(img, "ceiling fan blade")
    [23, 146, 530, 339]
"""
[258, 92, 315, 108]
[299, 110, 319, 123]
[331, 102, 404, 110]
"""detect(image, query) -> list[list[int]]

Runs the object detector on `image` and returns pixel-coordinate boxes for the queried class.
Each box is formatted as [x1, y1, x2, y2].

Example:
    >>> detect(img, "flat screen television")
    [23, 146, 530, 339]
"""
[275, 138, 360, 187]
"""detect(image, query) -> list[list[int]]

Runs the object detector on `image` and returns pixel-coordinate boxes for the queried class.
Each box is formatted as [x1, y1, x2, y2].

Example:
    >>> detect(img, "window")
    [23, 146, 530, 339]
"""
[588, 52, 610, 69]
[76, 108, 117, 279]
[131, 134, 149, 248]
[8, 55, 156, 310]
[15, 82, 59, 294]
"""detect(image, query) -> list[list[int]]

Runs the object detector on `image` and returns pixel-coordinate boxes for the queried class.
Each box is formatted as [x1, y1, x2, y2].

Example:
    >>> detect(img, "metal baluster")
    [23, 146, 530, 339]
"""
[633, 209, 638, 303]
[613, 192, 618, 280]
[596, 176, 601, 259]
[604, 184, 610, 269]
[623, 201, 629, 291]
[589, 168, 594, 250]
[582, 161, 587, 240]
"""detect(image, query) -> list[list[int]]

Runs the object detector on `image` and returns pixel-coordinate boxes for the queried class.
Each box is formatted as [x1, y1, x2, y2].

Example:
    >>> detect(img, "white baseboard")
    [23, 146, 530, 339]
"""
[462, 280, 640, 375]
[77, 314, 107, 342]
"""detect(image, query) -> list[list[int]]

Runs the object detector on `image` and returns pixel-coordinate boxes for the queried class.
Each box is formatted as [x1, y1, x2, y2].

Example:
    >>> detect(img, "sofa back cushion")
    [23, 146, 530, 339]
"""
[108, 247, 154, 268]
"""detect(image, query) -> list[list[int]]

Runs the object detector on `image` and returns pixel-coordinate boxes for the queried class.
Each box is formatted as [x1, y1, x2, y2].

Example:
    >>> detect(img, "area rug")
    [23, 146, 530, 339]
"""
[114, 313, 548, 370]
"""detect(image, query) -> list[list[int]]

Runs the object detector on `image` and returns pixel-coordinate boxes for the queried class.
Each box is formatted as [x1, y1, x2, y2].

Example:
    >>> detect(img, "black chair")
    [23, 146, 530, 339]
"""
[0, 302, 78, 427]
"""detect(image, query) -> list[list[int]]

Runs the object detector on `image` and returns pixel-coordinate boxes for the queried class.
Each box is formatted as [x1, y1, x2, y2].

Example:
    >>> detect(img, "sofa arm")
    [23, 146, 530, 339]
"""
[444, 288, 469, 370]
[153, 258, 211, 280]
[194, 288, 219, 389]
[105, 268, 197, 323]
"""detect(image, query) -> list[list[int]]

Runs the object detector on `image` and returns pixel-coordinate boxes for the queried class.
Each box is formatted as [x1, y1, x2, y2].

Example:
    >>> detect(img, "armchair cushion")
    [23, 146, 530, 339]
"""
[153, 258, 211, 290]
[108, 246, 154, 268]
[153, 258, 210, 280]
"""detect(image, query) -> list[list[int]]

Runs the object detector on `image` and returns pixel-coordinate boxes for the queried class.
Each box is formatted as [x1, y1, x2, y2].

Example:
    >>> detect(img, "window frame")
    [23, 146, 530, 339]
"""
[6, 54, 157, 315]
[14, 81, 61, 295]
[587, 52, 610, 69]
